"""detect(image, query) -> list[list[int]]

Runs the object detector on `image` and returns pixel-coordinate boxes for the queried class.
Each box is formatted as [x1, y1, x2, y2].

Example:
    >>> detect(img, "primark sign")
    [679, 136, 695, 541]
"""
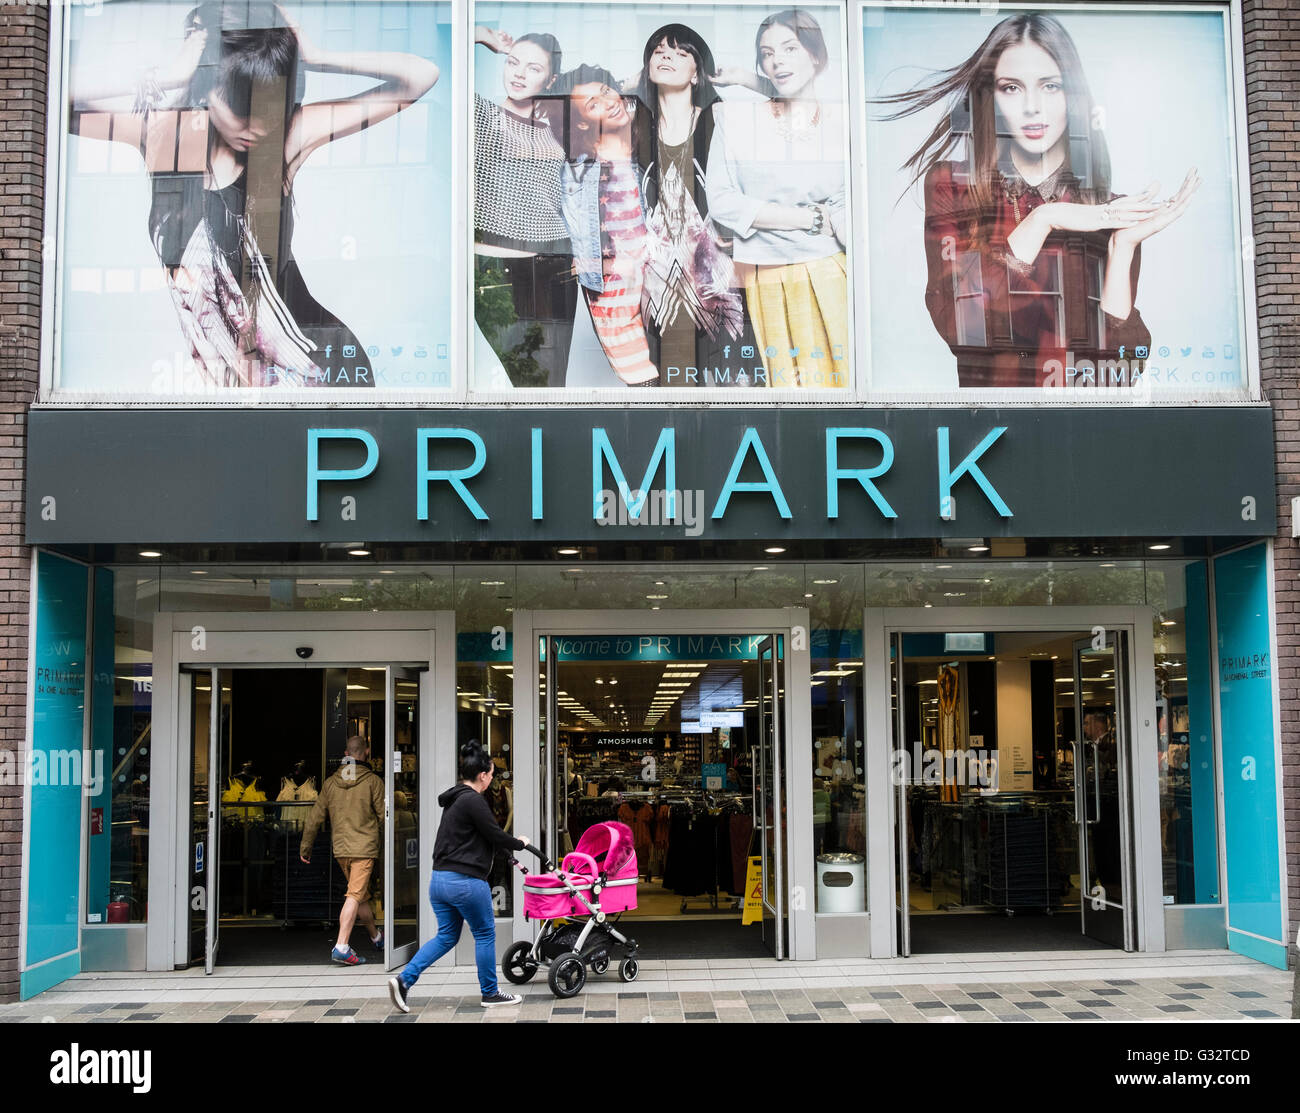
[26, 408, 1276, 543]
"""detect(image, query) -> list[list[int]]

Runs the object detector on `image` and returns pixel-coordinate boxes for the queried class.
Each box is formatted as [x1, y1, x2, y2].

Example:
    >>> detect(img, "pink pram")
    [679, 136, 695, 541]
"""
[504, 822, 641, 998]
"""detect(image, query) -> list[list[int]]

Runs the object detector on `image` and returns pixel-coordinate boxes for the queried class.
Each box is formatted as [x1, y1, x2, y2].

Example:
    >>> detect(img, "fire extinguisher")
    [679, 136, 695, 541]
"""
[107, 892, 129, 923]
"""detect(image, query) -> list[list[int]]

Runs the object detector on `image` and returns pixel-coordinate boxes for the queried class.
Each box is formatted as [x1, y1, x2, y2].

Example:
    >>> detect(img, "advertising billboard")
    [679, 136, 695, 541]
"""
[58, 0, 452, 394]
[471, 1, 852, 392]
[860, 3, 1248, 397]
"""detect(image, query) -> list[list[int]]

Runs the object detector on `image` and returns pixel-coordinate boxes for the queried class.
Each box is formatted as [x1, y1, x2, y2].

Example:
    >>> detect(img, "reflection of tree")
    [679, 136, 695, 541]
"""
[865, 565, 1148, 608]
[303, 578, 449, 611]
[476, 259, 547, 388]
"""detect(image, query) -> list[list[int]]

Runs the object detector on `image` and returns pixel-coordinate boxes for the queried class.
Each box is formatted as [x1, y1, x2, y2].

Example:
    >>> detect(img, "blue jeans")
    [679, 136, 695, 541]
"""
[400, 870, 498, 996]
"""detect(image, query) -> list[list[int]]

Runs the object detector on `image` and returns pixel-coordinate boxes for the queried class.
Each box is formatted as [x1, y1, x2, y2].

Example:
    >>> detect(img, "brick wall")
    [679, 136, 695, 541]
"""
[1244, 0, 1299, 963]
[0, 3, 45, 1003]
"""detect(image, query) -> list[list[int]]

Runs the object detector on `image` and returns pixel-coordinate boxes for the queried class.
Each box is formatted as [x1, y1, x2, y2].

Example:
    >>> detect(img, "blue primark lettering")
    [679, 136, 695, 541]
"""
[825, 428, 897, 519]
[711, 427, 792, 519]
[417, 428, 488, 521]
[306, 429, 379, 521]
[592, 428, 677, 522]
[937, 427, 1013, 518]
[531, 428, 543, 521]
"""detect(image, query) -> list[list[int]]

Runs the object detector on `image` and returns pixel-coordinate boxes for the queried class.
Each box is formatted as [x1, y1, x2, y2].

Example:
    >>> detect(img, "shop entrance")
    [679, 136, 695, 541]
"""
[183, 665, 423, 971]
[516, 609, 814, 960]
[888, 627, 1138, 955]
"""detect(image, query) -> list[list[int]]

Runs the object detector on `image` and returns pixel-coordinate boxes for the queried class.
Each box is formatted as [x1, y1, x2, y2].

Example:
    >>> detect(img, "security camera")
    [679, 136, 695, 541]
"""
[295, 646, 313, 659]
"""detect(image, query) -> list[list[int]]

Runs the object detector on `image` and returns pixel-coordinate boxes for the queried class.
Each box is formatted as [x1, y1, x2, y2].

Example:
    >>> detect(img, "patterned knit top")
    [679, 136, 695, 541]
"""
[473, 93, 570, 255]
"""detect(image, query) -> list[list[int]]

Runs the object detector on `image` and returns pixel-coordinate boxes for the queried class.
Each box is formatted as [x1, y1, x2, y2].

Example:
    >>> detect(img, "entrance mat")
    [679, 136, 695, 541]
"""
[618, 918, 768, 959]
[908, 912, 1113, 954]
[216, 924, 380, 968]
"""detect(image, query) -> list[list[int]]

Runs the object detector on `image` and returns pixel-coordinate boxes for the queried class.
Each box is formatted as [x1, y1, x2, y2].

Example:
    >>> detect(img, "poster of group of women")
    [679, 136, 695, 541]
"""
[58, 1, 1246, 397]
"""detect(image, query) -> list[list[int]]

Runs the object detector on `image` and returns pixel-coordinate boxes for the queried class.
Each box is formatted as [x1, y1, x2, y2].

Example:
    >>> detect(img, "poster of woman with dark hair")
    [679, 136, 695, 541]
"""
[864, 5, 1243, 396]
[63, 1, 447, 391]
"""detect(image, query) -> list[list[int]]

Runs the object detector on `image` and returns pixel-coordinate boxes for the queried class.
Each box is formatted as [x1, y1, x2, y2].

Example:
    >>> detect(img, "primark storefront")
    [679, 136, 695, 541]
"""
[16, 0, 1291, 997]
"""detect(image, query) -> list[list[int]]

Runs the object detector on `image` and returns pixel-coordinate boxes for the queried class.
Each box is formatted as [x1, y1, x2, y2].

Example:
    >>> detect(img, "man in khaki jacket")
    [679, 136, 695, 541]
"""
[300, 735, 386, 965]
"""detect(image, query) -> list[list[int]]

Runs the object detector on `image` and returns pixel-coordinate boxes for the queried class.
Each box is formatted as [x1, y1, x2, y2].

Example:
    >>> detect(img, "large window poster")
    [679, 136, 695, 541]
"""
[59, 0, 452, 394]
[471, 1, 852, 392]
[861, 3, 1247, 397]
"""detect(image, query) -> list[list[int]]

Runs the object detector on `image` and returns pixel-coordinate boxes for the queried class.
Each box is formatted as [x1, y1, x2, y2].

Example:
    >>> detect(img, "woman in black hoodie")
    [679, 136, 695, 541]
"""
[388, 742, 531, 1011]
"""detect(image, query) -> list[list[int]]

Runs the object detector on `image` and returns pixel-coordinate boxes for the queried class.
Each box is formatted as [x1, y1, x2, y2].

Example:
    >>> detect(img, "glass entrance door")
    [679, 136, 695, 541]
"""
[185, 667, 230, 974]
[384, 667, 423, 969]
[756, 635, 786, 959]
[1073, 634, 1134, 949]
[889, 634, 912, 957]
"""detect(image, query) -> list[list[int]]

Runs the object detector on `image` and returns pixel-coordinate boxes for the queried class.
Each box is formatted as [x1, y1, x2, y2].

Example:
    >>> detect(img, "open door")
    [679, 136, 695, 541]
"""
[185, 667, 228, 974]
[889, 634, 911, 957]
[384, 666, 424, 969]
[755, 635, 786, 959]
[1072, 633, 1135, 949]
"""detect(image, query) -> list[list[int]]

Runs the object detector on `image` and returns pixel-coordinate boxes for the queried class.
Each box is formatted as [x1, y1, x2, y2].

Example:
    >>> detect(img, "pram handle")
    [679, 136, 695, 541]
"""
[560, 850, 600, 879]
[511, 843, 554, 873]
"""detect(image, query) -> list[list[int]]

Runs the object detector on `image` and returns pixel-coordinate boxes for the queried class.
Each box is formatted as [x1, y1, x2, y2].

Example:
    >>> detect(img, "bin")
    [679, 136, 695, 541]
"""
[816, 852, 865, 913]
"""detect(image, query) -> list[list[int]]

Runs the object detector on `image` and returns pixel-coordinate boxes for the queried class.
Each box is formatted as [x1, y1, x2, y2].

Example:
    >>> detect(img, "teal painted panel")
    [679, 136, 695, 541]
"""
[1226, 929, 1288, 971]
[20, 951, 81, 1000]
[86, 568, 115, 923]
[28, 553, 88, 966]
[1214, 544, 1283, 947]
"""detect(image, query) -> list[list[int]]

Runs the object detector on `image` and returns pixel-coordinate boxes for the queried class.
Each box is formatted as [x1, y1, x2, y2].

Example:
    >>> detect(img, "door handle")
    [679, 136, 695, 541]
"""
[1088, 741, 1101, 825]
[1070, 740, 1083, 825]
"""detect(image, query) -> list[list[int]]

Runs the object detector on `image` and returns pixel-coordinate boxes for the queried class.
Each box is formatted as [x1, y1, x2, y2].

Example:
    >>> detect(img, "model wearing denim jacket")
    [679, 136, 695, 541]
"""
[560, 153, 650, 293]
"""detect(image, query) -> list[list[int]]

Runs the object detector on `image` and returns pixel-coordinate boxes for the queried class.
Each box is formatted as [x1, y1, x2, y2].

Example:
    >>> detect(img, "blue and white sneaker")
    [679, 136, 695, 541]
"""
[331, 945, 365, 966]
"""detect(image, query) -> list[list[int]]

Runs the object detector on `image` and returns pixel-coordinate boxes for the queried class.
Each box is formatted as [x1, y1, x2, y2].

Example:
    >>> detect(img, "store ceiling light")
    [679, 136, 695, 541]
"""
[752, 566, 769, 572]
[1149, 543, 1172, 551]
[348, 548, 371, 557]
[812, 578, 838, 585]
[1161, 619, 1177, 627]
[139, 550, 162, 558]
[480, 580, 505, 587]
[764, 546, 786, 554]
[190, 569, 207, 575]
[967, 545, 989, 553]
[557, 547, 580, 556]
[646, 594, 669, 600]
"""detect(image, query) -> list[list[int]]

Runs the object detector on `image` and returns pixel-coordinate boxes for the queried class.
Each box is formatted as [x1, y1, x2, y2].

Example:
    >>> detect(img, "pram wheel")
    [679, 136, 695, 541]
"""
[618, 957, 639, 982]
[502, 941, 539, 985]
[589, 953, 609, 975]
[548, 951, 587, 999]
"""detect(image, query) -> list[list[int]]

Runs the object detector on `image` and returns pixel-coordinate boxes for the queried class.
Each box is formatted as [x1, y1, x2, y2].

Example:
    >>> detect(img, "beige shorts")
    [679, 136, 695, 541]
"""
[336, 857, 375, 903]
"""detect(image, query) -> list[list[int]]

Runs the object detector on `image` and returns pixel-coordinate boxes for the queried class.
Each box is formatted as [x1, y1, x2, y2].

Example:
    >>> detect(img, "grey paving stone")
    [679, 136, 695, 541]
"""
[1064, 1011, 1101, 1020]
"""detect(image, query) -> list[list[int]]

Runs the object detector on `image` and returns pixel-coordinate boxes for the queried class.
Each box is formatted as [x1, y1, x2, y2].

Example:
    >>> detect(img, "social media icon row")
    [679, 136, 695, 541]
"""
[321, 343, 448, 360]
[1152, 344, 1235, 359]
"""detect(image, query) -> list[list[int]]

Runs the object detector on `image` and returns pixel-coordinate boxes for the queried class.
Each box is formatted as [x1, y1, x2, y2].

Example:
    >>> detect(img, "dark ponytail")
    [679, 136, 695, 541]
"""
[459, 741, 493, 781]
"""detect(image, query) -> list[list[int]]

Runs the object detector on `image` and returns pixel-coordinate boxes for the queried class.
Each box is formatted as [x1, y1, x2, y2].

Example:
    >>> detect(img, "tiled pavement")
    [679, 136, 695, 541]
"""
[2, 950, 1294, 1023]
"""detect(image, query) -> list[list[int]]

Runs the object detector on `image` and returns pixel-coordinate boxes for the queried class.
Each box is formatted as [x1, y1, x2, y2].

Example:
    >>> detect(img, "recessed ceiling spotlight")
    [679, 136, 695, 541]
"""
[764, 546, 786, 555]
[557, 547, 580, 556]
[348, 548, 371, 557]
[139, 550, 162, 558]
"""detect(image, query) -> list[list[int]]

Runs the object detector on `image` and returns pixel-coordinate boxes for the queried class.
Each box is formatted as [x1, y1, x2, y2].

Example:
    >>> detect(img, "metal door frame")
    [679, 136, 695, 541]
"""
[384, 665, 427, 970]
[1073, 631, 1137, 950]
[150, 612, 455, 973]
[756, 634, 786, 959]
[865, 606, 1163, 960]
[512, 609, 814, 960]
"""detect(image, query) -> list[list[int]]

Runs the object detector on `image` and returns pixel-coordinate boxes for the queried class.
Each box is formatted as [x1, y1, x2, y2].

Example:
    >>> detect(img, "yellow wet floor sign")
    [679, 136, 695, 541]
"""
[741, 856, 763, 925]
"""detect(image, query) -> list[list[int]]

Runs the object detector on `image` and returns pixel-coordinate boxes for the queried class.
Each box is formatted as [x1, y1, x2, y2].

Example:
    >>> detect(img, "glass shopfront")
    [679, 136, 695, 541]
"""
[62, 555, 1237, 969]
